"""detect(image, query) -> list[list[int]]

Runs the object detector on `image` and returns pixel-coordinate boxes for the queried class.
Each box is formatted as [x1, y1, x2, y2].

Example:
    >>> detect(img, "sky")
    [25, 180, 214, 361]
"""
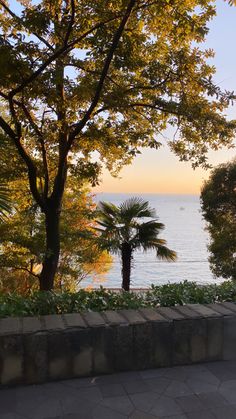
[94, 1, 236, 195]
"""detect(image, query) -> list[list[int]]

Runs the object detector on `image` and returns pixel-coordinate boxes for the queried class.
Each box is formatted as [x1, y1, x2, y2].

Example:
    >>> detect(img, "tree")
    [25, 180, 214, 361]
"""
[96, 197, 176, 291]
[0, 177, 111, 294]
[0, 0, 235, 290]
[201, 159, 236, 280]
[0, 183, 11, 222]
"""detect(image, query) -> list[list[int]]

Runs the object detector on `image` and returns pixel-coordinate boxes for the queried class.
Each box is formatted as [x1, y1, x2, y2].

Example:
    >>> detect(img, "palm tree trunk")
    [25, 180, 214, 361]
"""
[121, 243, 132, 291]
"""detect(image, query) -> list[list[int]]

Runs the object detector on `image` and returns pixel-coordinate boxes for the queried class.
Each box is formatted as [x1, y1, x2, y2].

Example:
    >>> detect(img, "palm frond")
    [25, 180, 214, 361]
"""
[119, 197, 156, 221]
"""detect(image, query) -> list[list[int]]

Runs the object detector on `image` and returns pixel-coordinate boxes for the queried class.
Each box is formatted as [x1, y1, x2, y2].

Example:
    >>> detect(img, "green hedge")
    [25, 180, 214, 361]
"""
[1, 280, 236, 318]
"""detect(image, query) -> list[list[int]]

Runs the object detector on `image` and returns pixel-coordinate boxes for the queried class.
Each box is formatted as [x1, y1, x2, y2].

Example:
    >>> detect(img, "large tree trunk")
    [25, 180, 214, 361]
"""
[121, 242, 132, 292]
[39, 205, 61, 291]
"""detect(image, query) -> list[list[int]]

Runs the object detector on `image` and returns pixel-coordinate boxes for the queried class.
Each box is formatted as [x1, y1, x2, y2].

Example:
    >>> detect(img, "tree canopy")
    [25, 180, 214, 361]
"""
[0, 0, 235, 289]
[201, 160, 236, 281]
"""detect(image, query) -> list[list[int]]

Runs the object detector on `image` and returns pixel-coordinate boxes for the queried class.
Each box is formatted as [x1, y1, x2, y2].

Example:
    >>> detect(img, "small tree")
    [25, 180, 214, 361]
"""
[96, 197, 176, 291]
[201, 159, 236, 280]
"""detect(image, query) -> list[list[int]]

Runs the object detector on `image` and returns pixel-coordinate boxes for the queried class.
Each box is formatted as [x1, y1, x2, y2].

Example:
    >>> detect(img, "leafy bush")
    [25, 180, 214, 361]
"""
[1, 280, 236, 318]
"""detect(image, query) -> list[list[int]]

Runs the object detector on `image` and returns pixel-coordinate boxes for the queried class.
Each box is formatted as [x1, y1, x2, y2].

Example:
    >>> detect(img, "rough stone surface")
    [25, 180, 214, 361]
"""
[0, 317, 22, 335]
[102, 310, 127, 325]
[119, 309, 146, 324]
[22, 316, 42, 334]
[187, 304, 221, 318]
[82, 311, 106, 327]
[44, 314, 65, 331]
[1, 304, 236, 387]
[156, 307, 185, 320]
[63, 313, 87, 329]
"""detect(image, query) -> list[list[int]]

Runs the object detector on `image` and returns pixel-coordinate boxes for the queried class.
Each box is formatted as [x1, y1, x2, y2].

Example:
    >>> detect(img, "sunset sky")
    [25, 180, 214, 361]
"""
[94, 1, 236, 195]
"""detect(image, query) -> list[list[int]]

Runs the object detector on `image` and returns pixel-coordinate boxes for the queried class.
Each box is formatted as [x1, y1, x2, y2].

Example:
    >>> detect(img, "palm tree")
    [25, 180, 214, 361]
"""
[96, 197, 177, 291]
[0, 183, 11, 222]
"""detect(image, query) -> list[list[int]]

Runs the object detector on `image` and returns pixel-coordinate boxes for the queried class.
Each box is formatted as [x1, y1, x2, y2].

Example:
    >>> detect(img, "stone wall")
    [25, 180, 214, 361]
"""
[1, 302, 236, 387]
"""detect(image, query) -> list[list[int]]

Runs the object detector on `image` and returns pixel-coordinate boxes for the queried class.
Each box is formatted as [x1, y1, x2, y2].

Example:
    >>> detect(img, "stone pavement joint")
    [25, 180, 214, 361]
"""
[1, 360, 236, 418]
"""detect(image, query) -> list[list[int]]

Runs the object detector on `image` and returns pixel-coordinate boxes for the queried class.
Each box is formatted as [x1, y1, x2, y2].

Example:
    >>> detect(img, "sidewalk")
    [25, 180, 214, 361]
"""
[1, 361, 236, 419]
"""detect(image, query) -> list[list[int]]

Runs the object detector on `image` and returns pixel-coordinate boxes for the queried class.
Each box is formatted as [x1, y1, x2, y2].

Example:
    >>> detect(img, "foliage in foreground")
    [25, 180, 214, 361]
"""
[201, 159, 236, 280]
[1, 280, 236, 318]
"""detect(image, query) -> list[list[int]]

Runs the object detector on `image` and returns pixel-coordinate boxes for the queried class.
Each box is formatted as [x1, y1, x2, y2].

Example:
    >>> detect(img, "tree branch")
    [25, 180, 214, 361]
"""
[0, 0, 54, 51]
[67, 0, 137, 150]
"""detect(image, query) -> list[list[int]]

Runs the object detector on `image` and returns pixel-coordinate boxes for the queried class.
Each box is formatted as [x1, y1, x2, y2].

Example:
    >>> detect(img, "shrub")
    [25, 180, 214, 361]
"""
[0, 280, 236, 318]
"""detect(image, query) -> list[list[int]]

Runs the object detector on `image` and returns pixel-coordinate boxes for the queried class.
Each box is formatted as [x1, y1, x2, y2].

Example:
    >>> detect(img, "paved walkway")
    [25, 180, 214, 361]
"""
[1, 361, 236, 419]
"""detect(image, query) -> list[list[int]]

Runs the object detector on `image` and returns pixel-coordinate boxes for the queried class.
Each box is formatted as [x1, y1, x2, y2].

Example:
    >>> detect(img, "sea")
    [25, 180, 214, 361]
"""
[82, 193, 223, 289]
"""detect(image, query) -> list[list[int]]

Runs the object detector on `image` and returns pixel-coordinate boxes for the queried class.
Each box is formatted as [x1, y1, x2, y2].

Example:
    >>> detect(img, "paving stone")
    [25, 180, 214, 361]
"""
[145, 377, 171, 394]
[130, 410, 158, 419]
[0, 388, 17, 414]
[140, 368, 165, 380]
[82, 312, 106, 327]
[162, 366, 189, 382]
[123, 378, 149, 394]
[197, 391, 228, 408]
[99, 383, 126, 397]
[63, 313, 87, 329]
[102, 310, 127, 325]
[62, 394, 97, 417]
[101, 395, 134, 415]
[164, 380, 193, 397]
[187, 369, 220, 386]
[186, 411, 216, 419]
[213, 405, 236, 419]
[205, 361, 236, 381]
[129, 392, 159, 413]
[92, 404, 127, 419]
[175, 395, 206, 412]
[0, 414, 27, 419]
[119, 309, 146, 324]
[150, 395, 183, 417]
[185, 379, 218, 394]
[219, 379, 236, 403]
[16, 397, 62, 419]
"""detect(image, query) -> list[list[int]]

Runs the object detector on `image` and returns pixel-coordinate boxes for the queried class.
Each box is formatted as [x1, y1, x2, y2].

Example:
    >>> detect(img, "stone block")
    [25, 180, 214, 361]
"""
[0, 334, 24, 385]
[133, 322, 153, 370]
[102, 310, 127, 325]
[119, 309, 146, 324]
[152, 320, 172, 367]
[176, 305, 202, 319]
[223, 316, 236, 360]
[0, 317, 22, 335]
[63, 313, 87, 328]
[207, 317, 223, 361]
[173, 318, 207, 365]
[92, 326, 114, 374]
[82, 311, 106, 327]
[222, 302, 236, 313]
[187, 304, 221, 318]
[67, 328, 93, 377]
[139, 308, 166, 322]
[114, 324, 134, 371]
[23, 332, 48, 384]
[190, 318, 207, 363]
[208, 303, 235, 316]
[48, 332, 71, 380]
[22, 316, 42, 334]
[156, 307, 185, 320]
[44, 314, 65, 331]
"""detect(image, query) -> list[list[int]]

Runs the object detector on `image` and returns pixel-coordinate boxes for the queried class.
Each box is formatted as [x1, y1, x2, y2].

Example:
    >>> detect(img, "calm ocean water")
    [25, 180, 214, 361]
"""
[82, 193, 223, 289]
